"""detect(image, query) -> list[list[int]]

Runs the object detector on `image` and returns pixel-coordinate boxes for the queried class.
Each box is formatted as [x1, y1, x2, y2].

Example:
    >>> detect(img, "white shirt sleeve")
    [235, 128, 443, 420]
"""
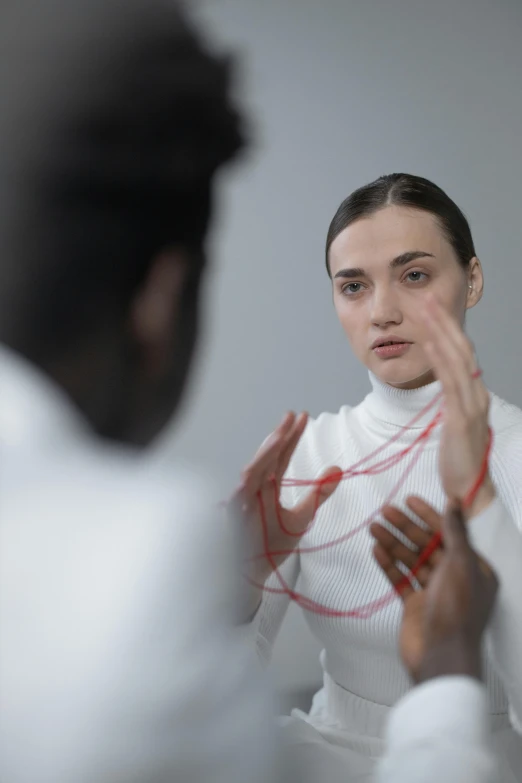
[469, 496, 522, 733]
[377, 677, 495, 783]
[250, 551, 300, 664]
[244, 436, 302, 664]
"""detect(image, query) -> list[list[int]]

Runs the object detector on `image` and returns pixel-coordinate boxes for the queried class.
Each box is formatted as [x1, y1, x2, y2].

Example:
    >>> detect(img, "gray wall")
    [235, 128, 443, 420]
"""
[159, 0, 522, 696]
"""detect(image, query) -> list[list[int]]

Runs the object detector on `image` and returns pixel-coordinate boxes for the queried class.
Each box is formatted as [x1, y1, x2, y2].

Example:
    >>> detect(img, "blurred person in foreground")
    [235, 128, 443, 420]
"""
[0, 2, 274, 782]
[0, 1, 498, 781]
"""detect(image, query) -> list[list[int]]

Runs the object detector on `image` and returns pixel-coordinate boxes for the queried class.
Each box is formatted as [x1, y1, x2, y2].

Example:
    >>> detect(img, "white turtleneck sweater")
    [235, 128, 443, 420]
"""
[255, 373, 522, 737]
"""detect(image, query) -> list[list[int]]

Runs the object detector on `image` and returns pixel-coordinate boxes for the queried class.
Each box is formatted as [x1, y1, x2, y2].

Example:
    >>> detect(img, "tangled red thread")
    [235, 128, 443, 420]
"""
[244, 371, 492, 619]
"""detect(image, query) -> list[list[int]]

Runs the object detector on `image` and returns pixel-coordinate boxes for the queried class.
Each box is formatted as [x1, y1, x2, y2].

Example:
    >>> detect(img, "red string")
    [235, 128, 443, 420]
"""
[266, 412, 442, 558]
[240, 370, 492, 619]
[249, 428, 434, 617]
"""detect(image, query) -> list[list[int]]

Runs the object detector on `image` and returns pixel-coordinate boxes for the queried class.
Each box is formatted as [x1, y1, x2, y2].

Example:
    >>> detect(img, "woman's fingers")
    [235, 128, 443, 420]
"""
[426, 296, 476, 372]
[423, 327, 469, 417]
[424, 296, 475, 368]
[373, 543, 415, 600]
[275, 412, 309, 482]
[293, 465, 343, 528]
[422, 296, 485, 416]
[423, 338, 461, 408]
[241, 413, 295, 496]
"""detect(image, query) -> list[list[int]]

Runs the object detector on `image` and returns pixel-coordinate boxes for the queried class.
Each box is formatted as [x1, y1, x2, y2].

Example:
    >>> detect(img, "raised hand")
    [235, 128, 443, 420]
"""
[233, 412, 341, 590]
[372, 499, 498, 683]
[421, 294, 495, 517]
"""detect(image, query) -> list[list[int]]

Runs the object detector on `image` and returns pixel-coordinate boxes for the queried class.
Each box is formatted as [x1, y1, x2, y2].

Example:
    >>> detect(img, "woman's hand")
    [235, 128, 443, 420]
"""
[232, 412, 341, 590]
[421, 295, 495, 517]
[372, 500, 498, 683]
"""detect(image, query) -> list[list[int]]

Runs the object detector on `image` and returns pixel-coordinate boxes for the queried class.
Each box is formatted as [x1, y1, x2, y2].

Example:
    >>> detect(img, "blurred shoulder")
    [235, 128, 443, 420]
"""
[1, 436, 225, 571]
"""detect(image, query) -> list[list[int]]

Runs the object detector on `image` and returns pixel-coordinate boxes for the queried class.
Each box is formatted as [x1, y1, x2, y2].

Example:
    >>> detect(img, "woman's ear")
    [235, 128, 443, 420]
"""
[466, 257, 484, 310]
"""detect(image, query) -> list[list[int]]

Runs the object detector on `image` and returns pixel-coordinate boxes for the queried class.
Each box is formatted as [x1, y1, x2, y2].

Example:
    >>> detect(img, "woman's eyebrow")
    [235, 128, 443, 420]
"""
[334, 251, 435, 280]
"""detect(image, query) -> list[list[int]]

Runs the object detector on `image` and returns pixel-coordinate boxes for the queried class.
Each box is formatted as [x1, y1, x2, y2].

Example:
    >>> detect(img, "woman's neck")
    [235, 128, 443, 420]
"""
[387, 369, 436, 391]
[363, 370, 442, 430]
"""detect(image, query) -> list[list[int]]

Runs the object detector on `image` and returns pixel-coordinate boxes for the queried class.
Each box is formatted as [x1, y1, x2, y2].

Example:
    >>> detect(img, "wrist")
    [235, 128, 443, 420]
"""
[240, 560, 271, 619]
[248, 559, 272, 590]
[465, 475, 496, 520]
[415, 637, 482, 685]
[239, 571, 264, 624]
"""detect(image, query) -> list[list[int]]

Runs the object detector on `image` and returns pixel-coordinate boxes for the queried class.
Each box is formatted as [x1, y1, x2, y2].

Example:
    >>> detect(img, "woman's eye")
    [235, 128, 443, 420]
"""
[406, 271, 427, 283]
[342, 282, 363, 295]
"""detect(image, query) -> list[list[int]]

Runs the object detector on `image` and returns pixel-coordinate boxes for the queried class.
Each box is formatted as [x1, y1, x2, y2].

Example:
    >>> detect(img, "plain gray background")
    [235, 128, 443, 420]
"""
[159, 0, 522, 700]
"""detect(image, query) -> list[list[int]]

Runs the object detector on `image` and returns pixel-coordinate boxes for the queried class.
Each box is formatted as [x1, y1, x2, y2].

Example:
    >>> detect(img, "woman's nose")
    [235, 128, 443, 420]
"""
[370, 289, 403, 327]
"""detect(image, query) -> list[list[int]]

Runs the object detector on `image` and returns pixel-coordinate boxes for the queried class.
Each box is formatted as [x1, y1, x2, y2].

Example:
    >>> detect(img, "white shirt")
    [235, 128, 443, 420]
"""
[0, 347, 497, 782]
[0, 345, 277, 783]
[379, 677, 494, 781]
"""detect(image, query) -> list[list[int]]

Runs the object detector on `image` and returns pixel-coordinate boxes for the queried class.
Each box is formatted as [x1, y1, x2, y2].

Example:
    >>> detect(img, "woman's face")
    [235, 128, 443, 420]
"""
[328, 205, 483, 389]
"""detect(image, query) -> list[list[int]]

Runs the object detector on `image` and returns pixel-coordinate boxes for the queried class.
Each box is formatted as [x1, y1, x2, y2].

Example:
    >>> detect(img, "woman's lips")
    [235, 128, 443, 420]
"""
[372, 342, 413, 359]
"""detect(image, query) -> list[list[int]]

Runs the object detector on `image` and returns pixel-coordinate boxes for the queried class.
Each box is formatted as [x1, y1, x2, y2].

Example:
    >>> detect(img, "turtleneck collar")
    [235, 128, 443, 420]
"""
[362, 371, 443, 429]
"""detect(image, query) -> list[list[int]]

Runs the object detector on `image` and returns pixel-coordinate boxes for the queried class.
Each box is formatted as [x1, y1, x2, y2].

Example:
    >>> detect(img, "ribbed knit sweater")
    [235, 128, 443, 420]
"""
[255, 373, 522, 732]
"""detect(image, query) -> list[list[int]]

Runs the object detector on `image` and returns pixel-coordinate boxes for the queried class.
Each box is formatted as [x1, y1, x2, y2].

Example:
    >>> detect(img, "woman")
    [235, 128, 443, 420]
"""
[239, 174, 522, 782]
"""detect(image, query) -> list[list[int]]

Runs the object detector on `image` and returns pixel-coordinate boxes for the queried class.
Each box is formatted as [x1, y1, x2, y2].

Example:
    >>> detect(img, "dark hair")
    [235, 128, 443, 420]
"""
[325, 173, 476, 276]
[0, 0, 245, 362]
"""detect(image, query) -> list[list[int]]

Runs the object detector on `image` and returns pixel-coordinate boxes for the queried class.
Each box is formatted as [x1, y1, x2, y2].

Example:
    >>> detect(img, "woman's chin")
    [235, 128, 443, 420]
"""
[371, 359, 434, 389]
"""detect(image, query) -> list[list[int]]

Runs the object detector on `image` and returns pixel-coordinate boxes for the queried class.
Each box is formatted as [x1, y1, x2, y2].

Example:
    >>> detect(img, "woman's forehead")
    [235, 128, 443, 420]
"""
[329, 206, 446, 275]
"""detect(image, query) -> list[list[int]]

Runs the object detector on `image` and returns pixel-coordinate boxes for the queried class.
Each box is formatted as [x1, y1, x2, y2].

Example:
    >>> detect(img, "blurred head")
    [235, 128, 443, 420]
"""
[325, 174, 484, 389]
[0, 0, 245, 445]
